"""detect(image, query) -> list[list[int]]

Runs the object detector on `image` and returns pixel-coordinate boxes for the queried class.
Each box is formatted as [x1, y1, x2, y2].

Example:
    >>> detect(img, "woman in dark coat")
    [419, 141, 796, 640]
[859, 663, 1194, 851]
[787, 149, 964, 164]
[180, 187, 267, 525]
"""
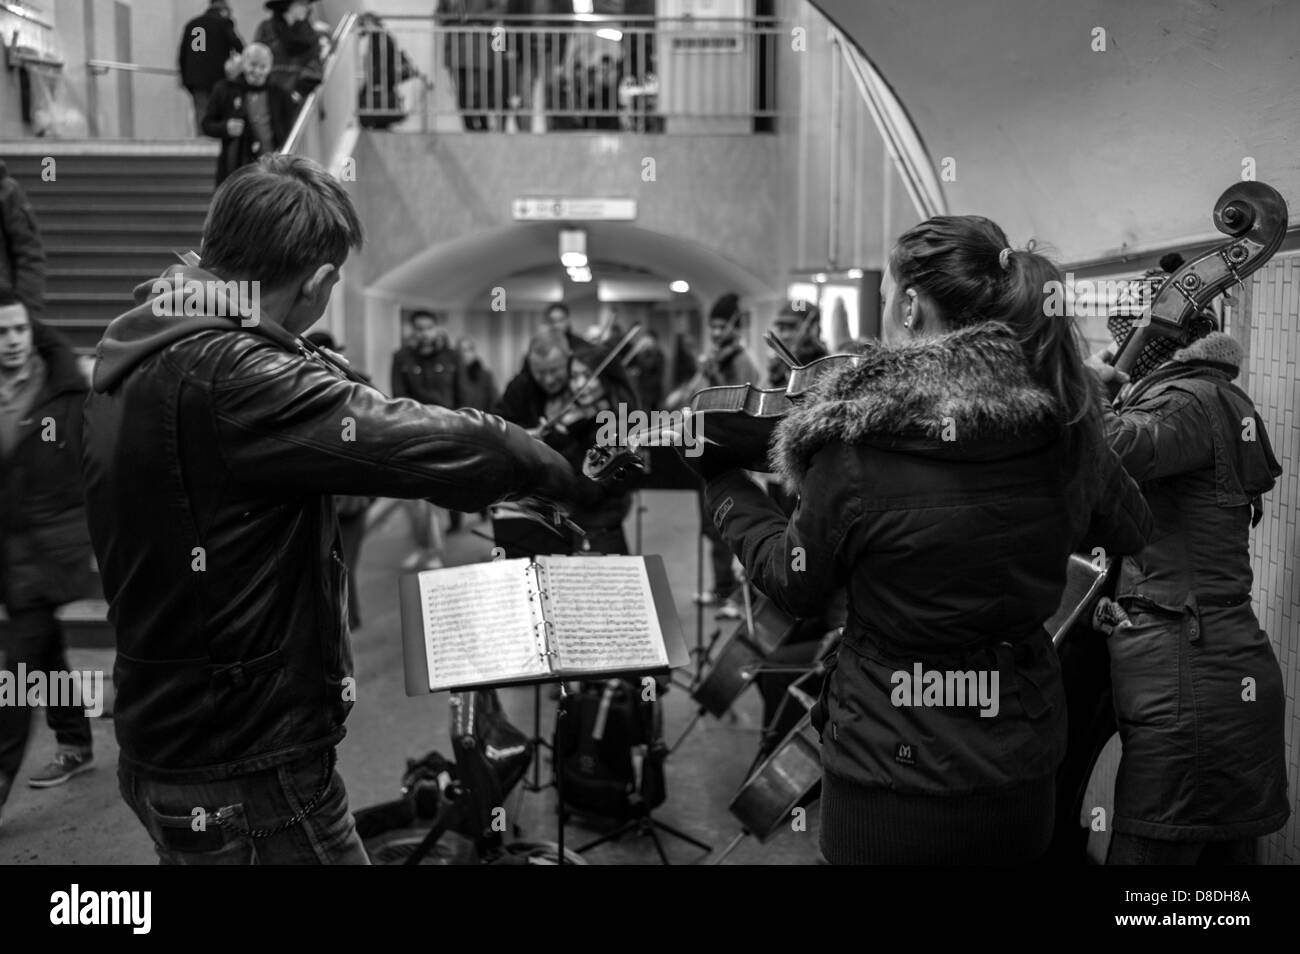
[689, 216, 1153, 864]
[1093, 321, 1289, 863]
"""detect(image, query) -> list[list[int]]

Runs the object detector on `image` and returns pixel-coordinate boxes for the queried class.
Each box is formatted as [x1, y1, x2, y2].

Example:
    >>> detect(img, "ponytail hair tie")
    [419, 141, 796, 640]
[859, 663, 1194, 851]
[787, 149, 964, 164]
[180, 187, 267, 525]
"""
[998, 247, 1013, 271]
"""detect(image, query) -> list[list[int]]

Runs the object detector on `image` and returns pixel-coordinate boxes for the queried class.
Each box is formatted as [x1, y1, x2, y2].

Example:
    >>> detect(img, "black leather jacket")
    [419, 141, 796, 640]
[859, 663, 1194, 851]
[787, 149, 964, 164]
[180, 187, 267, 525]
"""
[82, 268, 576, 782]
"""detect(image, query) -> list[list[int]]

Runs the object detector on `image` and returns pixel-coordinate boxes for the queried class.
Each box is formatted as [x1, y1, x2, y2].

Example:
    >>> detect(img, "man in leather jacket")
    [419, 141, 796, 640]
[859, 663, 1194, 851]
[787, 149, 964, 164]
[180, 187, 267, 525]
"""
[81, 155, 576, 864]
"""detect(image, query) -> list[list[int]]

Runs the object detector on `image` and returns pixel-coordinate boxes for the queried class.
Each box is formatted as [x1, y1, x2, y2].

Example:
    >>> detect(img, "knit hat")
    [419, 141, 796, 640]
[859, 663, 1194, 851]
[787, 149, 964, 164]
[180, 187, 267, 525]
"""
[709, 292, 741, 323]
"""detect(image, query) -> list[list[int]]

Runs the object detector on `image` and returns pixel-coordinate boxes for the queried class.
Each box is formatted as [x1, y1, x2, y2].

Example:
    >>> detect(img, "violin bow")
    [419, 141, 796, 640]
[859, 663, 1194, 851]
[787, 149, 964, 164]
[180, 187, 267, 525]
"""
[764, 330, 799, 368]
[538, 322, 642, 437]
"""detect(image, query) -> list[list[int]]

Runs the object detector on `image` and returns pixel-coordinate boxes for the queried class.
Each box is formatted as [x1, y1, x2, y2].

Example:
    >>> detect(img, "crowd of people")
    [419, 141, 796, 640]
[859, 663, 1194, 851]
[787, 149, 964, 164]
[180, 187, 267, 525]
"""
[177, 0, 657, 175]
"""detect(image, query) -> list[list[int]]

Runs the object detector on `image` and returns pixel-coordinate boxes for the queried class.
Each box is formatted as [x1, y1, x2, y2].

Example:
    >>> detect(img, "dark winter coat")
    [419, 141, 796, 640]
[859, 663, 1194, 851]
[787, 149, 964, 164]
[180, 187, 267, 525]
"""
[0, 320, 90, 611]
[704, 322, 1151, 799]
[254, 14, 323, 96]
[1103, 332, 1289, 841]
[82, 266, 575, 782]
[390, 344, 463, 409]
[178, 7, 245, 93]
[201, 78, 297, 185]
[459, 358, 499, 412]
[0, 160, 45, 315]
[494, 344, 637, 533]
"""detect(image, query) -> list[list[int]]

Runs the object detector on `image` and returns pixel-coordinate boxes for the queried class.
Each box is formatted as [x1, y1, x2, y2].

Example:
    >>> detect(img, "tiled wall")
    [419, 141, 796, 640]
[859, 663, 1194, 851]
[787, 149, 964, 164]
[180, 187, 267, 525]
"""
[1241, 251, 1299, 864]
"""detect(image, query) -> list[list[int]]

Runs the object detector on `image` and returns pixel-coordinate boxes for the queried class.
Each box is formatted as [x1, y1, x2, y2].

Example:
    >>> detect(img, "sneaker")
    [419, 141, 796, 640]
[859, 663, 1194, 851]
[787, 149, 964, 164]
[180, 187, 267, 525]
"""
[715, 599, 743, 621]
[28, 749, 95, 789]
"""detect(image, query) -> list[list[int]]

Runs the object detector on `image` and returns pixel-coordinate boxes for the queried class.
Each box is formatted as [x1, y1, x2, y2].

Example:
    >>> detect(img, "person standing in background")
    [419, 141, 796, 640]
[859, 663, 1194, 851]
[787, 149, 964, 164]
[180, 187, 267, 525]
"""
[454, 335, 499, 527]
[685, 293, 760, 618]
[439, 0, 505, 132]
[767, 299, 827, 388]
[0, 303, 95, 825]
[0, 159, 44, 318]
[626, 327, 665, 410]
[178, 1, 246, 136]
[391, 311, 464, 562]
[505, 0, 570, 131]
[255, 0, 324, 102]
[202, 44, 297, 187]
[457, 336, 498, 416]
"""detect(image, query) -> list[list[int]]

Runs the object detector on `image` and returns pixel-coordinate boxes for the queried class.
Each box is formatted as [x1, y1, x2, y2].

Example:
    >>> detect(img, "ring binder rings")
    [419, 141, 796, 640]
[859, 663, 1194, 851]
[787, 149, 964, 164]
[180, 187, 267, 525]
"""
[400, 555, 689, 695]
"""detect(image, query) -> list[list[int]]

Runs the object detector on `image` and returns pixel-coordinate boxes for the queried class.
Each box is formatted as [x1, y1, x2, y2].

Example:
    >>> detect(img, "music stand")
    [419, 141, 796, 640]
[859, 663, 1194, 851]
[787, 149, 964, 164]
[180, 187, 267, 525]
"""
[489, 507, 570, 794]
[565, 680, 712, 864]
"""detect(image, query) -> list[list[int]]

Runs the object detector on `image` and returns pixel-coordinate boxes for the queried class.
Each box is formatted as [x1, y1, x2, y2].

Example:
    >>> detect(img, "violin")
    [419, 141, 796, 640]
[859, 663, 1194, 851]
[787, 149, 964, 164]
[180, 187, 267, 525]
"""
[536, 324, 640, 439]
[584, 344, 866, 482]
[1111, 180, 1288, 375]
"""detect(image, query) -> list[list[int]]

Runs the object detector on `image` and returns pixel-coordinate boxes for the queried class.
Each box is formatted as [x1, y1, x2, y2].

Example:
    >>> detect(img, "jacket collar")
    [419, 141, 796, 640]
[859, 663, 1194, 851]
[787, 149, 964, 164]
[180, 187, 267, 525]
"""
[771, 322, 1059, 488]
[1122, 332, 1241, 407]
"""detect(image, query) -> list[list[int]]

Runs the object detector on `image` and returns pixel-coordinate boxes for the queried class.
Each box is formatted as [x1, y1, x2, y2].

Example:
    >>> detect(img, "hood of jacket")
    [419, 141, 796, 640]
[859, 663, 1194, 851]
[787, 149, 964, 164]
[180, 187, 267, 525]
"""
[92, 264, 298, 393]
[772, 321, 1060, 488]
[1170, 330, 1241, 375]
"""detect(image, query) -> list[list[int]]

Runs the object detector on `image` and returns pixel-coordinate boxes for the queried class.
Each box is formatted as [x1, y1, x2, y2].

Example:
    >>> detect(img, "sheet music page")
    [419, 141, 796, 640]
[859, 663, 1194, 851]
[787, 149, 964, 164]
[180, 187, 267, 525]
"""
[418, 559, 548, 690]
[541, 556, 668, 673]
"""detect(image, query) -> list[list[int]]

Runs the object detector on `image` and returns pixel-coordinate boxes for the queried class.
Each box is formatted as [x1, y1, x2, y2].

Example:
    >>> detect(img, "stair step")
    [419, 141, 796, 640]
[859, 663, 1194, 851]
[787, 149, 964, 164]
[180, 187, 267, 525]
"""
[26, 187, 214, 206]
[4, 157, 216, 177]
[46, 247, 188, 270]
[46, 291, 136, 303]
[36, 207, 211, 228]
[47, 268, 163, 292]
[44, 300, 135, 322]
[51, 328, 111, 353]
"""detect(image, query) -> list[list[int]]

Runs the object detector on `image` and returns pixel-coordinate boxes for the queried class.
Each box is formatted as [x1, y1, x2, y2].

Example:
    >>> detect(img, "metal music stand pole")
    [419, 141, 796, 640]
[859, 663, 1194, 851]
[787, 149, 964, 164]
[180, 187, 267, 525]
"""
[695, 515, 706, 677]
[555, 680, 567, 864]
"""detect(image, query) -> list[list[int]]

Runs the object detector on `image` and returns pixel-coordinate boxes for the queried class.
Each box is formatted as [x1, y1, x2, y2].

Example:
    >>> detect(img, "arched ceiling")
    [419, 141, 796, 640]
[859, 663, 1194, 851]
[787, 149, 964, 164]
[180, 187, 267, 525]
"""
[814, 0, 1299, 263]
[370, 222, 774, 309]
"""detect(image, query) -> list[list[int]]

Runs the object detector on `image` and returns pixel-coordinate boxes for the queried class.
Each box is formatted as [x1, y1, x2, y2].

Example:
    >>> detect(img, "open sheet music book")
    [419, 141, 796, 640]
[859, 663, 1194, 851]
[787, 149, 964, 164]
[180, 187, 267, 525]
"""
[400, 555, 688, 694]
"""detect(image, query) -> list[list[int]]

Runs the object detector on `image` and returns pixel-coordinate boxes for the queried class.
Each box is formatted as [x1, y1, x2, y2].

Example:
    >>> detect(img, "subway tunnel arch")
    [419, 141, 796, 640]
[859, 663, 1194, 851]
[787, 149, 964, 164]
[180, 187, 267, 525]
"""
[368, 221, 777, 311]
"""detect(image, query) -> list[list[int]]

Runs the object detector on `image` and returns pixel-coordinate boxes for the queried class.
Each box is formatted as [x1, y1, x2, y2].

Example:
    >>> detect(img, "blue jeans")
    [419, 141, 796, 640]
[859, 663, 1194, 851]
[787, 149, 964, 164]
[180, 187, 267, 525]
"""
[119, 748, 369, 865]
[0, 607, 93, 778]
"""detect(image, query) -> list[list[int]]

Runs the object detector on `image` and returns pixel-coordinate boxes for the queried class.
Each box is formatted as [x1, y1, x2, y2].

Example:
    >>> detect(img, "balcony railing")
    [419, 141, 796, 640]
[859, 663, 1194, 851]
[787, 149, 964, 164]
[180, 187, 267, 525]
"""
[358, 14, 780, 134]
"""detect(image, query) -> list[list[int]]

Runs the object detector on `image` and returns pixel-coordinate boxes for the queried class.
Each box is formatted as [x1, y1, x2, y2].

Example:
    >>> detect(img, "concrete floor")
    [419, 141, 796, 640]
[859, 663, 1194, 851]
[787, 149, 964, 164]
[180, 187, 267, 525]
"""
[0, 490, 822, 865]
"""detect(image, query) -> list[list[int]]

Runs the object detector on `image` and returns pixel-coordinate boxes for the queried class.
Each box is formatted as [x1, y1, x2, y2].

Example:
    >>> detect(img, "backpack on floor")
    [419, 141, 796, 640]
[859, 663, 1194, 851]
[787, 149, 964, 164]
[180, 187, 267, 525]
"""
[554, 679, 667, 821]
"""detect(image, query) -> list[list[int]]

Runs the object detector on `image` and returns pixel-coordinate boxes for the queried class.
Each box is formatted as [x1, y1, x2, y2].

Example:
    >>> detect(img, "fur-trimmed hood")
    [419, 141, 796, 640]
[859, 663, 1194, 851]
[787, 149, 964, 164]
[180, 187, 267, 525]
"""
[1169, 331, 1241, 376]
[771, 322, 1060, 488]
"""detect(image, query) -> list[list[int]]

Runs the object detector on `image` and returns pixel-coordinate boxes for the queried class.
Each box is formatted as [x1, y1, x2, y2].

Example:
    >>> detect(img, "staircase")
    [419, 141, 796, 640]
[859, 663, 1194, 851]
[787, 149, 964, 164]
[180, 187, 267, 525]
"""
[0, 143, 216, 652]
[3, 143, 216, 352]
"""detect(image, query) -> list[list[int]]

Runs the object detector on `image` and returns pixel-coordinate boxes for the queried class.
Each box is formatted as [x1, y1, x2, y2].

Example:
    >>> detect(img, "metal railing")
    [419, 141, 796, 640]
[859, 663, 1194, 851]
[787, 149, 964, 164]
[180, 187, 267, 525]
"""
[283, 12, 360, 163]
[359, 13, 780, 134]
[86, 59, 177, 76]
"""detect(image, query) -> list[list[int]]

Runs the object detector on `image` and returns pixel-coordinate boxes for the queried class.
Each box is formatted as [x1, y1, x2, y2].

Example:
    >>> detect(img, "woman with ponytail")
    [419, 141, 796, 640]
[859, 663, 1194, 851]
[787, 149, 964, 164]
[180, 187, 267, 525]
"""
[683, 215, 1153, 864]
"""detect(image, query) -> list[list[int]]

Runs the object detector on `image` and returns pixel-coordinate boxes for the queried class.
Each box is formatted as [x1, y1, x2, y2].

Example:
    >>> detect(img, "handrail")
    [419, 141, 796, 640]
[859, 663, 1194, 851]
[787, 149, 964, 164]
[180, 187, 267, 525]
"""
[376, 13, 774, 24]
[87, 59, 177, 76]
[282, 11, 358, 157]
[828, 23, 945, 221]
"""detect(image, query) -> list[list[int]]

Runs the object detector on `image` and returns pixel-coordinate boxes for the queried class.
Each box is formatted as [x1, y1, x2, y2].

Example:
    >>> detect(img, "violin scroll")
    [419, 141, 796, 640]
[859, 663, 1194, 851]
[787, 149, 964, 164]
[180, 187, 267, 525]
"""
[1114, 181, 1288, 375]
